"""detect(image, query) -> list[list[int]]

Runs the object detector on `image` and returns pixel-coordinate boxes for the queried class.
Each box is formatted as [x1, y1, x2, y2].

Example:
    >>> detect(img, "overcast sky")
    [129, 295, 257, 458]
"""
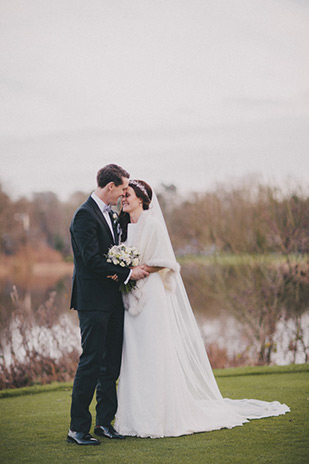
[0, 0, 308, 200]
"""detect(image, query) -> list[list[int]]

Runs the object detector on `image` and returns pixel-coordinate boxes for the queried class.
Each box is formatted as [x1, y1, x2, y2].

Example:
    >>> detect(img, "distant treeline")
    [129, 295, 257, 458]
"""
[0, 180, 308, 258]
[164, 182, 309, 256]
[0, 188, 86, 258]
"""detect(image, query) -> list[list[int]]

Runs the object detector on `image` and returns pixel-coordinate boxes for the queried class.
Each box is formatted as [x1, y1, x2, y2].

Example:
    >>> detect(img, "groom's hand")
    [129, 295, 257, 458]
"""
[130, 266, 149, 281]
[107, 274, 119, 281]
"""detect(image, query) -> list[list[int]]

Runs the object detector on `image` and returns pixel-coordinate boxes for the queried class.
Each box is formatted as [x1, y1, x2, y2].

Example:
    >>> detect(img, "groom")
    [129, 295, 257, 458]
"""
[68, 164, 148, 445]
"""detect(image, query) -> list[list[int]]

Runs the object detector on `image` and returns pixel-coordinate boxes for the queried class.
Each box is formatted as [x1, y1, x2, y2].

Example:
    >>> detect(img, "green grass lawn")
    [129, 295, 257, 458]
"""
[0, 364, 308, 464]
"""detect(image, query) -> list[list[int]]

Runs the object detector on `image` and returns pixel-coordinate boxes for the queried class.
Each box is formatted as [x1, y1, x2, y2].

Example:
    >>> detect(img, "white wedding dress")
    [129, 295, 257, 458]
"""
[114, 196, 290, 438]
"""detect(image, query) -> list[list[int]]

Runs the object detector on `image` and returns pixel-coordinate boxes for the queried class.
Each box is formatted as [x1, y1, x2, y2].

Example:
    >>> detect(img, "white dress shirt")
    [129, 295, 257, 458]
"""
[91, 192, 115, 240]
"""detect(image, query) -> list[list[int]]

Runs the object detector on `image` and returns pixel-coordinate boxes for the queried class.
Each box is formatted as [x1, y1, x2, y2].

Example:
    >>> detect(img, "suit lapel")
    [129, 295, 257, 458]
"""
[87, 197, 115, 243]
[109, 211, 120, 244]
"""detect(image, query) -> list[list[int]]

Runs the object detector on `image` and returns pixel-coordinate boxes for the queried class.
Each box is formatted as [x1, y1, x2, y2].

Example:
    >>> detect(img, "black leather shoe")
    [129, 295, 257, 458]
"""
[67, 430, 100, 445]
[94, 425, 125, 439]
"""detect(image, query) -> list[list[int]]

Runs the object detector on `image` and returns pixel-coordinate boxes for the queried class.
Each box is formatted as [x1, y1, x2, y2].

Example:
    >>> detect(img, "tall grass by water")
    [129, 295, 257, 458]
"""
[0, 252, 308, 389]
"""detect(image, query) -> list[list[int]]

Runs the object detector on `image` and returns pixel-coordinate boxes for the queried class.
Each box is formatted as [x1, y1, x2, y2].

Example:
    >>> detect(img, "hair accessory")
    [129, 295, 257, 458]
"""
[129, 180, 149, 199]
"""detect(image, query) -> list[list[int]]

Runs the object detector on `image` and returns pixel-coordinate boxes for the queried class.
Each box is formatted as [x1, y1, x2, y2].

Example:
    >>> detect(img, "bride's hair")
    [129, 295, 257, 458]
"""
[119, 180, 153, 242]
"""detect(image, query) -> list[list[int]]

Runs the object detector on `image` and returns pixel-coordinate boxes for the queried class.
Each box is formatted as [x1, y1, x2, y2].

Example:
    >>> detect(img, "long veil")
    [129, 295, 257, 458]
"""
[149, 192, 223, 400]
[149, 191, 290, 419]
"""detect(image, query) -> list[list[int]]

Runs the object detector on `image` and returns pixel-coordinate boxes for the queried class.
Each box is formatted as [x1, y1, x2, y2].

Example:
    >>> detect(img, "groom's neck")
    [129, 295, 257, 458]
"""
[94, 187, 108, 205]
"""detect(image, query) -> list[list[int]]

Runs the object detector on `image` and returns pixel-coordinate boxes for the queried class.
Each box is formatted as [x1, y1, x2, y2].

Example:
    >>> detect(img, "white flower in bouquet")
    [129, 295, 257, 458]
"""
[106, 244, 141, 293]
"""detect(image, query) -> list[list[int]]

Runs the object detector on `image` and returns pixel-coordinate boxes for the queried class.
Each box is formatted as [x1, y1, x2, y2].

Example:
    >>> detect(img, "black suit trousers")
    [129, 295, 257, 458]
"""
[70, 307, 124, 433]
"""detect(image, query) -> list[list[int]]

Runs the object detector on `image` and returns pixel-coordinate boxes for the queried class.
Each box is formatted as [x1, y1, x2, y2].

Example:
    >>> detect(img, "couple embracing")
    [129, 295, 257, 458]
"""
[67, 164, 289, 445]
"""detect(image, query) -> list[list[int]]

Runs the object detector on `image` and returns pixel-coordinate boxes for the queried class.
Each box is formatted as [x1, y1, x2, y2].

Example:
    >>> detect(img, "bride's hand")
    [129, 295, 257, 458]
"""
[130, 266, 149, 280]
[141, 264, 163, 274]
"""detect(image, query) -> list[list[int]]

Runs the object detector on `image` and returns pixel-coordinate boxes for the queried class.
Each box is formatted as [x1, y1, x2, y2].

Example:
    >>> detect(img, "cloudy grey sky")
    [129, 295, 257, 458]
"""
[0, 0, 308, 200]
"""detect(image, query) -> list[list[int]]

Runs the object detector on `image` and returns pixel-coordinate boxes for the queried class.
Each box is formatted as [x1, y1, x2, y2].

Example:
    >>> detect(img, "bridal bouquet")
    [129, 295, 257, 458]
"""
[106, 244, 141, 293]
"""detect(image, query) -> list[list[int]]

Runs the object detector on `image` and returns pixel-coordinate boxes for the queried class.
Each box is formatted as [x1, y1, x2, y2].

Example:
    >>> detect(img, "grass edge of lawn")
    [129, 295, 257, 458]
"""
[1, 363, 308, 399]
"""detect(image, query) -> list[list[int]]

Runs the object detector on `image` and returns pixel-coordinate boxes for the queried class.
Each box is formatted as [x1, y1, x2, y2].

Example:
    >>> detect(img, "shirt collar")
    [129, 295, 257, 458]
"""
[91, 192, 109, 215]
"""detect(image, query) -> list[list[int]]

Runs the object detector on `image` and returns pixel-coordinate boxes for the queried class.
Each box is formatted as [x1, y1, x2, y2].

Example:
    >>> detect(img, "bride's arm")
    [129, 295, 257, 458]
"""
[142, 264, 165, 274]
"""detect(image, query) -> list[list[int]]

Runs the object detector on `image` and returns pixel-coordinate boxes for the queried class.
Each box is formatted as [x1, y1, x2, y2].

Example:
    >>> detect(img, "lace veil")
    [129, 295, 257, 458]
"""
[149, 192, 223, 401]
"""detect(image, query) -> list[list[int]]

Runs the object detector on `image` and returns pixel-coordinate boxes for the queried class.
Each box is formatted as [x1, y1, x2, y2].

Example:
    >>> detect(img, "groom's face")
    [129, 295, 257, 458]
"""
[108, 177, 129, 205]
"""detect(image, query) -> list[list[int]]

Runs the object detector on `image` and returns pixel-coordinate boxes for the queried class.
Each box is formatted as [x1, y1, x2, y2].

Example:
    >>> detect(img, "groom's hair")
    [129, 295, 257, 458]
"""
[97, 164, 130, 188]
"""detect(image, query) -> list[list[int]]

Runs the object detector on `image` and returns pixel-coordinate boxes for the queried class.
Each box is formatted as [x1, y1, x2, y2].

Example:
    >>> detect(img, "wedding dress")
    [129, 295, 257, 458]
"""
[114, 194, 290, 438]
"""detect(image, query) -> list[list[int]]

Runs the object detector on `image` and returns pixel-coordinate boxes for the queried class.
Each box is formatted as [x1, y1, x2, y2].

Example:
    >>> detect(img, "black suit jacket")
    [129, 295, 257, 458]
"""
[70, 196, 130, 311]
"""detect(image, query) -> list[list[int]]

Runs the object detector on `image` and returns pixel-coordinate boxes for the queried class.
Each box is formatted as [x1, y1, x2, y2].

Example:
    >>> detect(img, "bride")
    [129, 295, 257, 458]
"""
[114, 180, 289, 438]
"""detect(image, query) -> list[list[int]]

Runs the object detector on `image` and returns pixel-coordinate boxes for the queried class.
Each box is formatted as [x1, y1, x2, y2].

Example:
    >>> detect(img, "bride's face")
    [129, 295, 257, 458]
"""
[122, 187, 143, 214]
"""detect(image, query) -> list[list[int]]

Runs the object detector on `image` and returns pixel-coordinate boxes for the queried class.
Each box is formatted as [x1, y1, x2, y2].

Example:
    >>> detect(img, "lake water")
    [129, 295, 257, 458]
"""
[0, 268, 308, 368]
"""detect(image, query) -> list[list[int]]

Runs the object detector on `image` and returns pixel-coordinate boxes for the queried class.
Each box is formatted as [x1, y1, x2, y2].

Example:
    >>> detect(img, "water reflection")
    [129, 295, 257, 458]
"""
[0, 263, 308, 387]
[198, 310, 309, 366]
